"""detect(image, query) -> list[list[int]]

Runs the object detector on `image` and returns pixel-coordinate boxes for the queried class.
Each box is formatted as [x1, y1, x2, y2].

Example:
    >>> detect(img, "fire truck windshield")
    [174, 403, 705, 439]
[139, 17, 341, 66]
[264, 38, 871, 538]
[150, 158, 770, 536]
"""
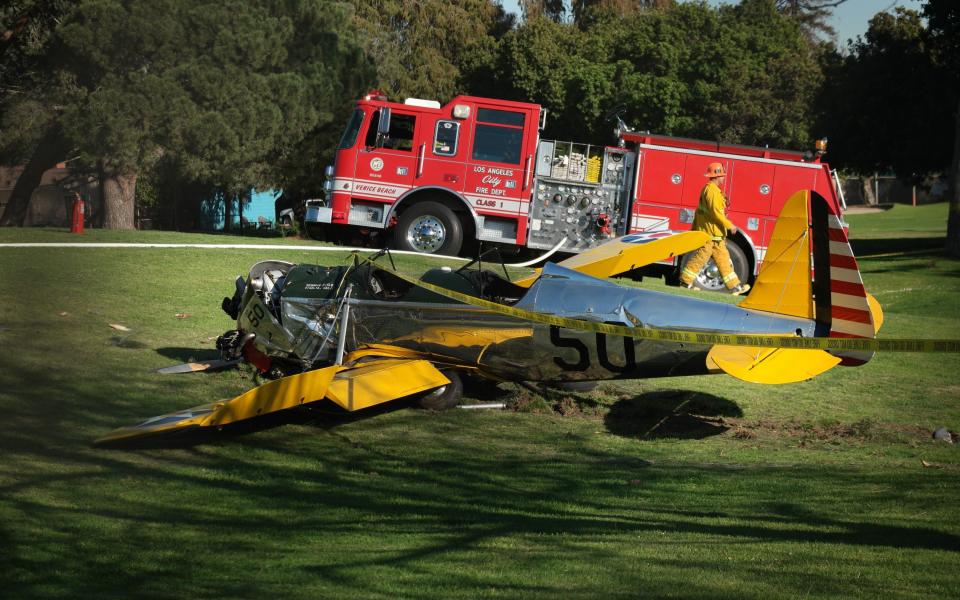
[337, 109, 364, 150]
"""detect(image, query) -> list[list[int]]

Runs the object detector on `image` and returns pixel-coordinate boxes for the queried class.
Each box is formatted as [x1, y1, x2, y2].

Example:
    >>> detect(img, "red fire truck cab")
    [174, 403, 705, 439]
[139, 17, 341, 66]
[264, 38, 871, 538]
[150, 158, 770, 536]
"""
[306, 91, 846, 291]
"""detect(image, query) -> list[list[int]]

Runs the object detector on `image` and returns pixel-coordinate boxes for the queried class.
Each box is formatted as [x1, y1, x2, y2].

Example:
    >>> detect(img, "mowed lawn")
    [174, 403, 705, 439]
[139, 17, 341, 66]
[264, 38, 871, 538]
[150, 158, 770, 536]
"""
[1, 203, 958, 599]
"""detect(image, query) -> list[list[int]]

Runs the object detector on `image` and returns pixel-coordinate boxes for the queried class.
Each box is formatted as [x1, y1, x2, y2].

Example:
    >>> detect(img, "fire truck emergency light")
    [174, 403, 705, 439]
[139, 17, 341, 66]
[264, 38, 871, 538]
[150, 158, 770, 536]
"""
[452, 104, 471, 119]
[404, 98, 441, 109]
[816, 137, 828, 155]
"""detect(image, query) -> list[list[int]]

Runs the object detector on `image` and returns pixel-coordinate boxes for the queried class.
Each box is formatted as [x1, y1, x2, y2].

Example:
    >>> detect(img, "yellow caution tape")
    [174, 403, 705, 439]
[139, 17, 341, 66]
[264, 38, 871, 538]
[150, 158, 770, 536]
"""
[362, 256, 960, 354]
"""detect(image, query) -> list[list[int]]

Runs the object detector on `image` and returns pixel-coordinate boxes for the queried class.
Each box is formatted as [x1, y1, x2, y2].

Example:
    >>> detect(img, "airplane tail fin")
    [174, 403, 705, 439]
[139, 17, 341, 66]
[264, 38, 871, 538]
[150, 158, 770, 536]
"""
[738, 191, 815, 320]
[810, 193, 883, 365]
[738, 189, 882, 367]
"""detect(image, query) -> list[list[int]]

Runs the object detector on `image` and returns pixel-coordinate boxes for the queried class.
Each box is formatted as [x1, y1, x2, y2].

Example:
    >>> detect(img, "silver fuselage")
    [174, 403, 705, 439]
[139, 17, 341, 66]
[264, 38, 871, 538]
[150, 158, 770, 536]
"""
[272, 263, 815, 382]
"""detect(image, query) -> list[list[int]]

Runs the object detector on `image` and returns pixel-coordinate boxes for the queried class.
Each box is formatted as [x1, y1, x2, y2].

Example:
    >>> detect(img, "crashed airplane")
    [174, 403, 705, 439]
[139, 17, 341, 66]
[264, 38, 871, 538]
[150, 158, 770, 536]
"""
[96, 191, 883, 446]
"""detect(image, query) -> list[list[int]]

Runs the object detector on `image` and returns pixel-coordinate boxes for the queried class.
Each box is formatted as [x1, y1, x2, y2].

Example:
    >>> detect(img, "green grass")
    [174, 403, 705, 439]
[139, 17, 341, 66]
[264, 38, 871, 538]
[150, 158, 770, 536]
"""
[2, 206, 959, 599]
[845, 203, 948, 239]
[845, 203, 950, 256]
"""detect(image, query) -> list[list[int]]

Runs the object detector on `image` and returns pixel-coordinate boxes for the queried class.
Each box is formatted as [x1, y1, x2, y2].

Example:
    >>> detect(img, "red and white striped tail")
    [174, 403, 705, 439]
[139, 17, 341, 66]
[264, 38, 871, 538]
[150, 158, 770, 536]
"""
[825, 213, 875, 365]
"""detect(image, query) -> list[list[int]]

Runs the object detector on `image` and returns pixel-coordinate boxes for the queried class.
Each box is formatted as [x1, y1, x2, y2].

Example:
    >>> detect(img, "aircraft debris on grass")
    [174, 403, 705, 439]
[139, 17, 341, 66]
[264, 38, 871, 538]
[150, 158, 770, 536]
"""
[95, 191, 884, 446]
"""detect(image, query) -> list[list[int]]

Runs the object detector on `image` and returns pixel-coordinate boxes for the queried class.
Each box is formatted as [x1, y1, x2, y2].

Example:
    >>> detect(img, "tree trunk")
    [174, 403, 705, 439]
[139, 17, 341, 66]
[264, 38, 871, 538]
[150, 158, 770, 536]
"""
[224, 191, 233, 232]
[946, 96, 960, 258]
[102, 167, 138, 230]
[0, 128, 68, 226]
[861, 176, 877, 206]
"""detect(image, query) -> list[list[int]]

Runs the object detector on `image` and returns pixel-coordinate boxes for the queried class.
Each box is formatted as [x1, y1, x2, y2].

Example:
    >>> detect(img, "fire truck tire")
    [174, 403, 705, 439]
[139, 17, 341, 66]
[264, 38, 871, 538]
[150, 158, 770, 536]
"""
[682, 241, 750, 293]
[303, 222, 326, 241]
[394, 201, 463, 255]
[417, 370, 463, 411]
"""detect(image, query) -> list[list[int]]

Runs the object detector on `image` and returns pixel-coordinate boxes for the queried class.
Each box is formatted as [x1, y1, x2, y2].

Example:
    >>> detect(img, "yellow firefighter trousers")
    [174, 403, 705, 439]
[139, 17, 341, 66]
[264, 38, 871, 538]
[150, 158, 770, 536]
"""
[681, 239, 741, 289]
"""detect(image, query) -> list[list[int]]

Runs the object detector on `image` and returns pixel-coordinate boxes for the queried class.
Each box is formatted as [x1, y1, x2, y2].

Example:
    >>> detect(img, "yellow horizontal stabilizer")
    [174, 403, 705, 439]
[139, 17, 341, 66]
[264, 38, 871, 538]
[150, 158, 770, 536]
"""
[514, 230, 710, 287]
[708, 344, 841, 384]
[867, 293, 884, 333]
[95, 365, 345, 445]
[325, 359, 450, 411]
[739, 190, 813, 318]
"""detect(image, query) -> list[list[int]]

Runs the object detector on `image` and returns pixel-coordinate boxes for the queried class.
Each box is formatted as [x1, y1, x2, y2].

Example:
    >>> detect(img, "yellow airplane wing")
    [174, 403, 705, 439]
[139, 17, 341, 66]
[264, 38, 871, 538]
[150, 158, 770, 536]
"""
[515, 230, 710, 287]
[95, 358, 450, 446]
[324, 359, 449, 411]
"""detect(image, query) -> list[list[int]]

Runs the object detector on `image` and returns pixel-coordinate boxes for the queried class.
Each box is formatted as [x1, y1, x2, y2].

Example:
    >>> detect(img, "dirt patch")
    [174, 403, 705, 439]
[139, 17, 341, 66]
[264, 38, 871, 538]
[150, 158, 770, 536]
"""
[722, 418, 931, 444]
[505, 385, 938, 448]
[507, 383, 605, 417]
[843, 205, 889, 215]
[556, 397, 581, 417]
[509, 390, 553, 414]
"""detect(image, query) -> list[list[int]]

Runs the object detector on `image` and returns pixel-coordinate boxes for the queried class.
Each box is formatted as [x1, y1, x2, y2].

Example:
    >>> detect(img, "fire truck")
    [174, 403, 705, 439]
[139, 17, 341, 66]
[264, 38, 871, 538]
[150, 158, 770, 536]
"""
[305, 91, 846, 291]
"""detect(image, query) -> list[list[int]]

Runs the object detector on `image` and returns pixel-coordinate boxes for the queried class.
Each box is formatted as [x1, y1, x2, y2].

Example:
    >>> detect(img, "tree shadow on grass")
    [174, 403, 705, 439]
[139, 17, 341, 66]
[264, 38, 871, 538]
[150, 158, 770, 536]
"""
[604, 389, 742, 440]
[850, 236, 945, 258]
[860, 257, 960, 277]
[5, 353, 960, 599]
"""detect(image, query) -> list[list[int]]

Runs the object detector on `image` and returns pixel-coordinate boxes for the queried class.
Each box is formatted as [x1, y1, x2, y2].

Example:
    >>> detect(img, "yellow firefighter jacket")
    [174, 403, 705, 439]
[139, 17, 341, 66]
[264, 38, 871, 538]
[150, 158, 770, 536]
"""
[692, 181, 735, 240]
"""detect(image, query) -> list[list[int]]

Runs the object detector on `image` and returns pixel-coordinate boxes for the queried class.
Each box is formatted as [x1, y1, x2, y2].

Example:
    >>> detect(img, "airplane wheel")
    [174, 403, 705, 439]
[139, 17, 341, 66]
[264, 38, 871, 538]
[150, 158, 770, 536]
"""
[682, 242, 749, 293]
[395, 201, 463, 255]
[417, 370, 463, 411]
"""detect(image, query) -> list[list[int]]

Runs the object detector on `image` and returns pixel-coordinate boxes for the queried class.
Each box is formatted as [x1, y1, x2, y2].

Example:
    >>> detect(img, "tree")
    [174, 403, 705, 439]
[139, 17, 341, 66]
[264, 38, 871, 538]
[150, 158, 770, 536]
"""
[2, 0, 371, 229]
[519, 0, 566, 23]
[816, 7, 955, 186]
[705, 0, 823, 147]
[0, 1, 77, 226]
[775, 0, 844, 42]
[571, 0, 673, 27]
[923, 0, 960, 257]
[495, 1, 821, 149]
[350, 0, 513, 102]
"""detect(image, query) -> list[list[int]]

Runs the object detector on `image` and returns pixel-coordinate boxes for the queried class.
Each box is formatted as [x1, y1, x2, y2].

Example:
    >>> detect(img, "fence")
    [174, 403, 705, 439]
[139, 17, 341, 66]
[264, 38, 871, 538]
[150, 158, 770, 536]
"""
[840, 175, 948, 206]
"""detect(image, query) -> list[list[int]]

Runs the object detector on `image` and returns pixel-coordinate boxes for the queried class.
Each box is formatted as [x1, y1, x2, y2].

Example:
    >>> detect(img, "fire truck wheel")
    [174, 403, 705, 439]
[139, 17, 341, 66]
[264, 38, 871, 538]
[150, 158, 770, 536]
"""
[683, 242, 750, 293]
[395, 201, 463, 255]
[417, 370, 463, 411]
[303, 222, 327, 241]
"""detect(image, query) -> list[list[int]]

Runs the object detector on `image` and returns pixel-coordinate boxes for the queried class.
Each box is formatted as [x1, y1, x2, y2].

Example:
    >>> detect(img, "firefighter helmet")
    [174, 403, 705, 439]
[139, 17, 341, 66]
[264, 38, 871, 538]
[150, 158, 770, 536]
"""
[704, 162, 726, 178]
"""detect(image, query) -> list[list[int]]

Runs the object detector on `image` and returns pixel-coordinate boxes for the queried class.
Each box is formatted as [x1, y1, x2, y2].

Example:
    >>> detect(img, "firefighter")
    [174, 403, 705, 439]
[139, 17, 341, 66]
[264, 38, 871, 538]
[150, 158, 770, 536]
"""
[680, 162, 750, 295]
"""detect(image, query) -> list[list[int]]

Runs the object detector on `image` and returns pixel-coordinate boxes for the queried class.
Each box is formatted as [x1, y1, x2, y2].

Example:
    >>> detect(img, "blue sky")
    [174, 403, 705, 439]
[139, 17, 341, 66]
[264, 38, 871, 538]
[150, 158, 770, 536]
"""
[499, 0, 925, 47]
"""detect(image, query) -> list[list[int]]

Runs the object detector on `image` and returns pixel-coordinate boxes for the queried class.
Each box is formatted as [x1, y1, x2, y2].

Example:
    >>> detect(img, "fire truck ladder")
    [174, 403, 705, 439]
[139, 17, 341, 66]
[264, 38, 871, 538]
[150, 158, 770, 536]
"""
[831, 169, 848, 211]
